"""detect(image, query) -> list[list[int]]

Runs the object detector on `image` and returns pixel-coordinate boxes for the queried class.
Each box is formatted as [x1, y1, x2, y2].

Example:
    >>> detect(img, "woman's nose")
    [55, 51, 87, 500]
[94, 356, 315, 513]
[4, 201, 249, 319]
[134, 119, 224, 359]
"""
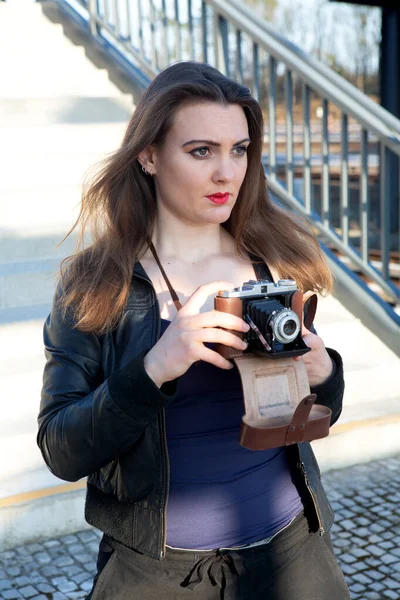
[212, 159, 234, 183]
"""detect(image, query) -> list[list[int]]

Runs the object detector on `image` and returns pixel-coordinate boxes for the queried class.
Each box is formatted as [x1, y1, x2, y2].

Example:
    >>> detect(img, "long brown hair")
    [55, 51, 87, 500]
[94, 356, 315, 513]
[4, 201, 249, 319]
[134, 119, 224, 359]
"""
[59, 61, 332, 333]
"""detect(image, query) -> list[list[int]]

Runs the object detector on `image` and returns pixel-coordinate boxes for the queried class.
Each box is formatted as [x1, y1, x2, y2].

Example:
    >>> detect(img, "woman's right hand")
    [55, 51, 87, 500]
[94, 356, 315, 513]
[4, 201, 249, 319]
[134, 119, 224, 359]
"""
[143, 281, 250, 387]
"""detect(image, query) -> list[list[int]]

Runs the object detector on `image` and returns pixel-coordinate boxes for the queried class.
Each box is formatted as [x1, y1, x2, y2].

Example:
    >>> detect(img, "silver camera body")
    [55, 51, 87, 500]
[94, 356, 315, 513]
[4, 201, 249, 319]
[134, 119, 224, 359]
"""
[219, 279, 309, 357]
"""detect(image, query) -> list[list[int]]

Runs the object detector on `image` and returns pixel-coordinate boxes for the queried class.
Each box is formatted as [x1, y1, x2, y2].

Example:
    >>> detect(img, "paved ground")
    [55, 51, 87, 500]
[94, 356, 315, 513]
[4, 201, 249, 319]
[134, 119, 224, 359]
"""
[0, 455, 399, 600]
[327, 455, 400, 600]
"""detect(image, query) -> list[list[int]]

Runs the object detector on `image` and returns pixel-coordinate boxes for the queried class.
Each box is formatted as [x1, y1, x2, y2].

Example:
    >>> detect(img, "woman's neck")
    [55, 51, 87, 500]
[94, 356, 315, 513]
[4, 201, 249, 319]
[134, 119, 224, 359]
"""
[151, 216, 234, 265]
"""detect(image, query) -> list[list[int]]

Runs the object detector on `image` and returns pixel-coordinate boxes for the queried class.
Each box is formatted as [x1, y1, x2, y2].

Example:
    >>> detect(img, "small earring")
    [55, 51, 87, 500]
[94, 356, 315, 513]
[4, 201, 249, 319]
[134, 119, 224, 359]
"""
[142, 165, 153, 176]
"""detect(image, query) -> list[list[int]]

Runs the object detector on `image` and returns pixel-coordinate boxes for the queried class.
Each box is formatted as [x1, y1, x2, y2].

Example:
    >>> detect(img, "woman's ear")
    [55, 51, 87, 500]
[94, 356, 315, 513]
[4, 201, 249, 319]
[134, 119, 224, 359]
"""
[137, 146, 157, 176]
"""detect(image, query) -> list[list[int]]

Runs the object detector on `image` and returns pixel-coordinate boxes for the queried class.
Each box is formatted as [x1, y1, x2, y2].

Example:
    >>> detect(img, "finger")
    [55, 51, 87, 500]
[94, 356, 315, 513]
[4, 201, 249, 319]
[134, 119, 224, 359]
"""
[190, 328, 248, 350]
[180, 281, 235, 316]
[301, 323, 312, 337]
[197, 345, 235, 370]
[302, 331, 325, 352]
[187, 309, 250, 333]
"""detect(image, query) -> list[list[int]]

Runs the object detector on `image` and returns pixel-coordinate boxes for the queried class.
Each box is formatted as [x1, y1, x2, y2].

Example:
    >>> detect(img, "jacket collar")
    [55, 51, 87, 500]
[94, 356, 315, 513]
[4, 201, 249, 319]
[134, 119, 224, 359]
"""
[133, 261, 151, 282]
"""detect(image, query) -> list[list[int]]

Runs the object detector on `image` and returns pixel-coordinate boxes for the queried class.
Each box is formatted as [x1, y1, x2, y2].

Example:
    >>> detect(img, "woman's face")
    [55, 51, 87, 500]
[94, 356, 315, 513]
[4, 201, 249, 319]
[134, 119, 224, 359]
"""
[149, 101, 250, 226]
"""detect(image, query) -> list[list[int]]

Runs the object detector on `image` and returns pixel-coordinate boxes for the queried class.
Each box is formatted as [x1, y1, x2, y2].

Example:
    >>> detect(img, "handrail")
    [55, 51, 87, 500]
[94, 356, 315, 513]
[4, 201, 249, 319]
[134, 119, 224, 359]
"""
[64, 0, 400, 139]
[226, 0, 400, 138]
[56, 0, 400, 319]
[210, 0, 400, 156]
[266, 176, 398, 303]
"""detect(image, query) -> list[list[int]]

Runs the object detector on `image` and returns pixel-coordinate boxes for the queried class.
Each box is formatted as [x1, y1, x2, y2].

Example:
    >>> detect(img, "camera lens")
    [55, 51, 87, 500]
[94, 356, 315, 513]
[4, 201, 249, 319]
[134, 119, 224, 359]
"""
[269, 309, 300, 344]
[283, 320, 297, 336]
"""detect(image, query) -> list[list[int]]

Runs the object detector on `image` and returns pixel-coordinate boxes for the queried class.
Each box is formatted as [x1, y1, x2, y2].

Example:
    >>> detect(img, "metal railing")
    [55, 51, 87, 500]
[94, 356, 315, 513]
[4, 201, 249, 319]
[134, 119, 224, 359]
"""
[58, 0, 400, 317]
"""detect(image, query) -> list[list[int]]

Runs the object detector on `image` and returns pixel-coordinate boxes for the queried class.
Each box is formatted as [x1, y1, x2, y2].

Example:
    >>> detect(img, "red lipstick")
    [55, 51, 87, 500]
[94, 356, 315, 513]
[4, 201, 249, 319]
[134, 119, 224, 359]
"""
[206, 192, 230, 205]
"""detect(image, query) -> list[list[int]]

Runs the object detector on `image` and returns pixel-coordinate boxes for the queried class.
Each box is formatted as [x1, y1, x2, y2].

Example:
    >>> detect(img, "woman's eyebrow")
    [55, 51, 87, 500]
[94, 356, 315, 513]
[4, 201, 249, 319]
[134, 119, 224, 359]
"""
[182, 138, 251, 148]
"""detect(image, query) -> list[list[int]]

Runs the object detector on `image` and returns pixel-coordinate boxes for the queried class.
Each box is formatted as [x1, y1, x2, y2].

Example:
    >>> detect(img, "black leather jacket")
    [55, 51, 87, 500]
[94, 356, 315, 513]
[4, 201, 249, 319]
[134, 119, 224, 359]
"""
[38, 261, 344, 560]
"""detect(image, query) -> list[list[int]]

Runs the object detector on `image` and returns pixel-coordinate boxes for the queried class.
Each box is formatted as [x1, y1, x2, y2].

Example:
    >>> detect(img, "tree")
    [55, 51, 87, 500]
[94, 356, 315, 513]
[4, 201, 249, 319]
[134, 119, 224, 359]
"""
[245, 0, 278, 22]
[353, 6, 381, 94]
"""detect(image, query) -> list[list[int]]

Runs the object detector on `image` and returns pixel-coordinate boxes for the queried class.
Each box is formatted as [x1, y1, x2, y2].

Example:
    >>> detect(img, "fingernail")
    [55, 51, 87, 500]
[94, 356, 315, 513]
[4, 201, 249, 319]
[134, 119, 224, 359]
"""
[243, 323, 250, 331]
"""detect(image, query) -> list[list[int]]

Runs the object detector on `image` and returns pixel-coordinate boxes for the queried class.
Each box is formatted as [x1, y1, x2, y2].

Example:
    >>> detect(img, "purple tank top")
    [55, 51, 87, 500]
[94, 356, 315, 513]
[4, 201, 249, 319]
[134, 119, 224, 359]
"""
[162, 320, 303, 550]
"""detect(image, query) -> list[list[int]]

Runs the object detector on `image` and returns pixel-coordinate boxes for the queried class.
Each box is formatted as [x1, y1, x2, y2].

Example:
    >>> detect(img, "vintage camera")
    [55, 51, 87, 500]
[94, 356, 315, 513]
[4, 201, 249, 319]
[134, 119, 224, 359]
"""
[214, 279, 311, 359]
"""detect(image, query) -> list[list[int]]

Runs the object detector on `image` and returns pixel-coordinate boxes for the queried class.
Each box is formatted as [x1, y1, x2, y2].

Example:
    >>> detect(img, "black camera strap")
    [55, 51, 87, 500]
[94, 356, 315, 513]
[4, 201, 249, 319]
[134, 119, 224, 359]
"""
[149, 242, 183, 312]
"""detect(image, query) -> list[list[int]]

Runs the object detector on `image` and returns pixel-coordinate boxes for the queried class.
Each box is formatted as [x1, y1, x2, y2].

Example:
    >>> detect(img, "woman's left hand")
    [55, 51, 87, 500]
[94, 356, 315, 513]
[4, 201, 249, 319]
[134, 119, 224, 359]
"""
[293, 325, 333, 387]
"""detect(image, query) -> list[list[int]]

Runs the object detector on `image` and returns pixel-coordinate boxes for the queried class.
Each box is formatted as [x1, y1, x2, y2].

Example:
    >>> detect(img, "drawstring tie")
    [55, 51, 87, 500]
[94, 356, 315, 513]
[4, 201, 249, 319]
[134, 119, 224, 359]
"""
[181, 551, 245, 592]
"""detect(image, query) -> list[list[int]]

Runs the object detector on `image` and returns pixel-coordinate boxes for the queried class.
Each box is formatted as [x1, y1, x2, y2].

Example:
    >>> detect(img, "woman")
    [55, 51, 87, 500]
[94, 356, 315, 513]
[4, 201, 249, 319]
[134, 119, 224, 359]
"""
[38, 61, 350, 599]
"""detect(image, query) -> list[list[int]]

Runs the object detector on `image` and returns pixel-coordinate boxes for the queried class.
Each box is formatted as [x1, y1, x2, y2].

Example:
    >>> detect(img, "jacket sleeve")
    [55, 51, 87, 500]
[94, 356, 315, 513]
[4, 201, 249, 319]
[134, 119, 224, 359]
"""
[37, 292, 176, 483]
[310, 347, 344, 426]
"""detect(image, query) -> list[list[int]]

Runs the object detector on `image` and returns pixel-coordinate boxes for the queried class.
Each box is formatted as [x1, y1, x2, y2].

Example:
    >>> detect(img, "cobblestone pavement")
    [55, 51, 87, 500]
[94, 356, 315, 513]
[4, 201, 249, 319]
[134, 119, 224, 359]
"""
[326, 455, 400, 600]
[1, 455, 399, 600]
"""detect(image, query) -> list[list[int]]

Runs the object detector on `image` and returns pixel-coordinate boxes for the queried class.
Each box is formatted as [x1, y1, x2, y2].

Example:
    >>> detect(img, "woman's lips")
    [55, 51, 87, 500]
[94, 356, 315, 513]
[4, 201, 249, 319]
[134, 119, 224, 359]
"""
[206, 193, 230, 205]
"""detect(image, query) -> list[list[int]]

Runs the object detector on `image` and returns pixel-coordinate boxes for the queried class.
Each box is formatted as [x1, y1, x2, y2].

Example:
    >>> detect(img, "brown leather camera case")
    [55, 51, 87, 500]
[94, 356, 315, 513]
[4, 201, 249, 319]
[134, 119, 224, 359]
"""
[233, 354, 331, 450]
[215, 290, 331, 450]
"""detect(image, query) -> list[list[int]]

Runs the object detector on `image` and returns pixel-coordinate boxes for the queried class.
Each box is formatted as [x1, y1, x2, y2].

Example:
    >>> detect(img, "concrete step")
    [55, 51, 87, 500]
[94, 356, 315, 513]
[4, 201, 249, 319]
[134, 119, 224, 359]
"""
[0, 59, 131, 99]
[0, 1, 64, 29]
[0, 256, 65, 310]
[0, 122, 129, 153]
[0, 242, 87, 311]
[0, 317, 87, 551]
[2, 186, 83, 236]
[0, 2, 134, 308]
[0, 484, 88, 553]
[2, 154, 106, 188]
[0, 319, 53, 498]
[311, 293, 400, 470]
[1, 122, 128, 240]
[0, 304, 53, 326]
[0, 267, 58, 310]
[0, 232, 78, 263]
[0, 1, 134, 100]
[0, 97, 132, 127]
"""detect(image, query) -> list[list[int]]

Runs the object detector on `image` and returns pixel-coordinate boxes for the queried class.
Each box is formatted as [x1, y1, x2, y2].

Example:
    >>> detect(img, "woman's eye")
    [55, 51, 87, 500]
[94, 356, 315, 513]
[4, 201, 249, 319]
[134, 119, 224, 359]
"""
[190, 146, 248, 158]
[233, 146, 248, 156]
[191, 147, 210, 157]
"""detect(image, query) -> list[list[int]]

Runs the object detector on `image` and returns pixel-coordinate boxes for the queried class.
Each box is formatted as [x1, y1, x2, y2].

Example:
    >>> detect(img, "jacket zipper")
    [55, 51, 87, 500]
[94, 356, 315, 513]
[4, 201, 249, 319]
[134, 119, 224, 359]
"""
[297, 460, 324, 535]
[160, 407, 170, 558]
[152, 289, 170, 559]
[134, 270, 171, 558]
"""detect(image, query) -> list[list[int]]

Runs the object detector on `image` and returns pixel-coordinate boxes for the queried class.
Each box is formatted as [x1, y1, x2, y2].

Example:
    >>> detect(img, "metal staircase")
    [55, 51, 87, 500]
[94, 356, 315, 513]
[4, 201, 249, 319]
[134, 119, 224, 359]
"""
[55, 0, 400, 343]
